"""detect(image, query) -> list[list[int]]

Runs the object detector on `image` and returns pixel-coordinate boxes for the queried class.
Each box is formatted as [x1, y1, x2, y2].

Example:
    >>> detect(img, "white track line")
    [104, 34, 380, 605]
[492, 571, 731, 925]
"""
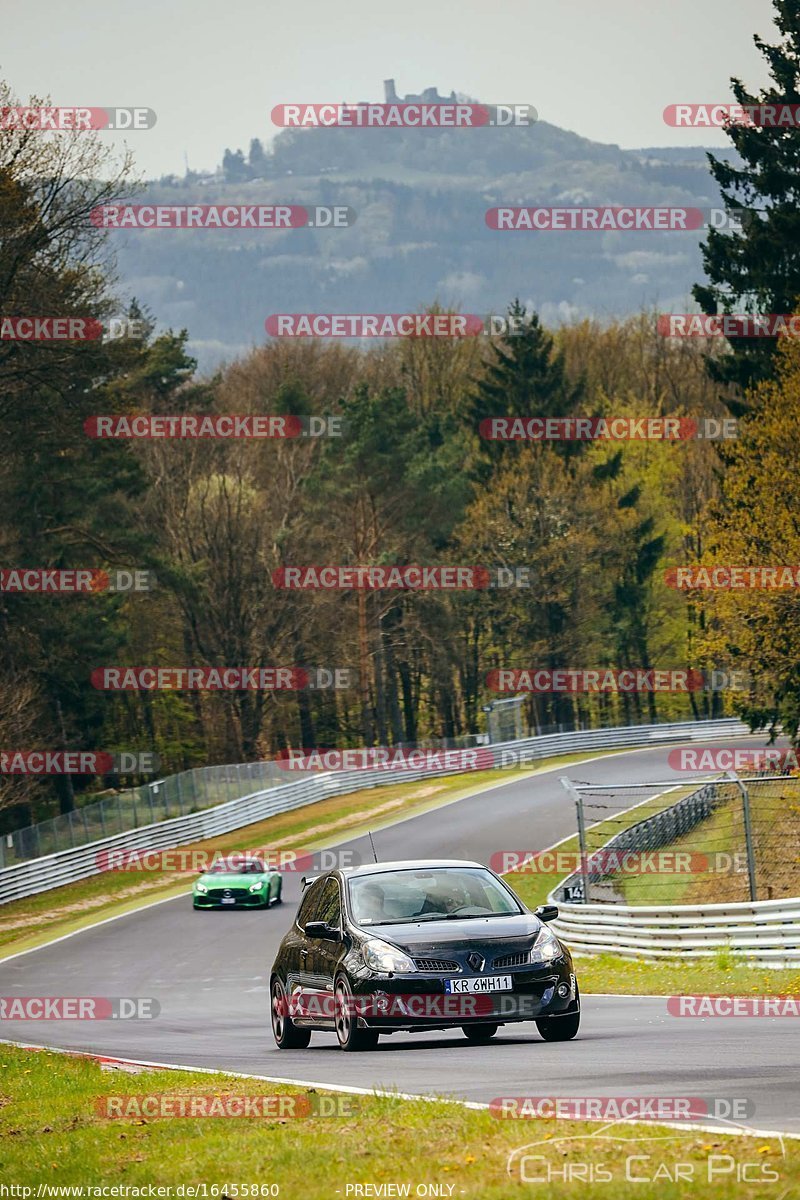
[1, 1037, 796, 1141]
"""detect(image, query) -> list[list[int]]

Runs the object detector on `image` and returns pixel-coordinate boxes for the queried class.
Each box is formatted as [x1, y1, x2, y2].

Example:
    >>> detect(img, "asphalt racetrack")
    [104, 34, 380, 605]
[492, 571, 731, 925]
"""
[2, 738, 798, 1133]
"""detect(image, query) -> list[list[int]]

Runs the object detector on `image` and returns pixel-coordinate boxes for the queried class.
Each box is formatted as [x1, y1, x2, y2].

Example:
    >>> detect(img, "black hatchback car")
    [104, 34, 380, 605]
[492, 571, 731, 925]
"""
[269, 859, 580, 1051]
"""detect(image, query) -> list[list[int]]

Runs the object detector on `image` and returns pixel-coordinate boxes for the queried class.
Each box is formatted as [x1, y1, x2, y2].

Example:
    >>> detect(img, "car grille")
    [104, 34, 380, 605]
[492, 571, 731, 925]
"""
[207, 888, 250, 900]
[493, 950, 531, 969]
[413, 958, 461, 972]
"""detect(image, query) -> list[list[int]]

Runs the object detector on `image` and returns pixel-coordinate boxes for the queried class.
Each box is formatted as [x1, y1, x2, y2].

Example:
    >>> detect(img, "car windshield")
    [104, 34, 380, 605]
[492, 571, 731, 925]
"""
[207, 860, 265, 875]
[348, 867, 522, 926]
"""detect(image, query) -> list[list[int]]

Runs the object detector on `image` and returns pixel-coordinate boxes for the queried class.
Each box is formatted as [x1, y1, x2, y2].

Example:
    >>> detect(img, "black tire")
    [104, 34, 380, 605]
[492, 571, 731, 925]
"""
[272, 879, 283, 905]
[334, 976, 379, 1051]
[535, 1010, 580, 1041]
[462, 1023, 499, 1043]
[271, 977, 311, 1049]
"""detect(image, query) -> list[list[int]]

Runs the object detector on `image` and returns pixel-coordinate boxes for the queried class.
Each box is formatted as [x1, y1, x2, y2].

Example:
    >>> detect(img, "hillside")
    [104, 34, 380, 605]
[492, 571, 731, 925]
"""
[112, 115, 738, 371]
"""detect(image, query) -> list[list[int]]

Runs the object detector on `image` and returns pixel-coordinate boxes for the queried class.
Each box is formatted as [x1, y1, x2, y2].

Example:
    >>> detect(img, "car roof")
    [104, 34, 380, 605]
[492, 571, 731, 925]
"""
[339, 859, 485, 878]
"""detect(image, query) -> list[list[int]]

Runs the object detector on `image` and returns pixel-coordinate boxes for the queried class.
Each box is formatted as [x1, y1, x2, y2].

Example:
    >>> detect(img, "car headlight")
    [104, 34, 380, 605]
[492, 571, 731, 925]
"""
[362, 938, 417, 974]
[530, 924, 562, 963]
[195, 882, 208, 893]
[249, 880, 266, 892]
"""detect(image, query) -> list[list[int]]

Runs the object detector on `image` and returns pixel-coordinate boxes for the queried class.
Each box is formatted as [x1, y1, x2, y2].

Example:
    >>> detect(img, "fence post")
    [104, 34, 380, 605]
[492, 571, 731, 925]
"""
[727, 771, 757, 902]
[561, 777, 590, 903]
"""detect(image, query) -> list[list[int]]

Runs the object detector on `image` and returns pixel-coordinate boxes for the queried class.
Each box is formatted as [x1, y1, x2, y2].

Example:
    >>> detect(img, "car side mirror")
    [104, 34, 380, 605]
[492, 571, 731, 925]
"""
[535, 904, 559, 923]
[305, 920, 342, 941]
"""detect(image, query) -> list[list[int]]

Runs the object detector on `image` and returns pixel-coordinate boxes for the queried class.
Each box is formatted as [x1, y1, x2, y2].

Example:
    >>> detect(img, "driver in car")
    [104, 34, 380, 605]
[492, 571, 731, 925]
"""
[419, 882, 464, 915]
[356, 882, 390, 923]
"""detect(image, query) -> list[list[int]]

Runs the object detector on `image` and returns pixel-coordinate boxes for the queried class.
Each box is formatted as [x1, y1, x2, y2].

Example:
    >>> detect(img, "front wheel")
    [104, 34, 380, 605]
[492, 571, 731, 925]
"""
[271, 978, 311, 1049]
[462, 1023, 499, 1043]
[335, 977, 379, 1051]
[536, 1010, 580, 1041]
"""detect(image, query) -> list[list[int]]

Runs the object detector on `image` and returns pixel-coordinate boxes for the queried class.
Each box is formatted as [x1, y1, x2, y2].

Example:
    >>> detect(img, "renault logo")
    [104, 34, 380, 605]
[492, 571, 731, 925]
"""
[467, 952, 485, 972]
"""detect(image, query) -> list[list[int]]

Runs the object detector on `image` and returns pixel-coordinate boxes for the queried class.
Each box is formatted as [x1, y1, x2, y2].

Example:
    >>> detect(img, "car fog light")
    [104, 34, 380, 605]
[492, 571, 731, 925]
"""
[557, 983, 570, 998]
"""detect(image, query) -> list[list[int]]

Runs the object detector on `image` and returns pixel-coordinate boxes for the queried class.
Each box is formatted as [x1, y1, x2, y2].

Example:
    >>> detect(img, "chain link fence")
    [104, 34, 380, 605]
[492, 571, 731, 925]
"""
[0, 761, 289, 869]
[556, 771, 800, 905]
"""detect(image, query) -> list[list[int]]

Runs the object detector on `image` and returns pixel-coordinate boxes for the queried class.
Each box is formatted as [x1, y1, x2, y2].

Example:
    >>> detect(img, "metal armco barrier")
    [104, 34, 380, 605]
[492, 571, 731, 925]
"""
[549, 896, 800, 968]
[549, 769, 800, 967]
[0, 718, 748, 905]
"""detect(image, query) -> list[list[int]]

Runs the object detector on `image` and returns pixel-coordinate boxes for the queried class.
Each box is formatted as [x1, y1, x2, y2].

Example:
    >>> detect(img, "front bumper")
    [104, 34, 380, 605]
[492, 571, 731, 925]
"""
[347, 957, 578, 1031]
[193, 890, 269, 908]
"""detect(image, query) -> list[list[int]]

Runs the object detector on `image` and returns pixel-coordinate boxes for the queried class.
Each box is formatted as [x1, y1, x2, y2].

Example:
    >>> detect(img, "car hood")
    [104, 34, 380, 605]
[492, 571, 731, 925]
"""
[359, 912, 544, 949]
[196, 873, 265, 887]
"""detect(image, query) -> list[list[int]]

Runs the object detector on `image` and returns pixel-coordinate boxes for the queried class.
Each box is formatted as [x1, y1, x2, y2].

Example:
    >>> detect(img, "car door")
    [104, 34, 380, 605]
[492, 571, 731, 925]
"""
[283, 876, 326, 1019]
[305, 876, 345, 1026]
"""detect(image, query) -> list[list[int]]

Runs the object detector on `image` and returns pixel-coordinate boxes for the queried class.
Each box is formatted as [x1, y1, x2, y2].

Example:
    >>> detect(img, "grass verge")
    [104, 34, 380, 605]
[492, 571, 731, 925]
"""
[502, 785, 800, 994]
[0, 1044, 796, 1197]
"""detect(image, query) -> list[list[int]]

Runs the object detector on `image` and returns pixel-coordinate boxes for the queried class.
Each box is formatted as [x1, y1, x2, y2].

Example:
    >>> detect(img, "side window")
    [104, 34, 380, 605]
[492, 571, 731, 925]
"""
[316, 878, 342, 928]
[296, 877, 326, 930]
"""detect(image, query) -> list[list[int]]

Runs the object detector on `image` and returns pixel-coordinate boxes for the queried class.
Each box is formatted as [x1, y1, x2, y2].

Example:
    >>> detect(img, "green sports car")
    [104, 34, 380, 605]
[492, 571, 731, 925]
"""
[192, 856, 283, 910]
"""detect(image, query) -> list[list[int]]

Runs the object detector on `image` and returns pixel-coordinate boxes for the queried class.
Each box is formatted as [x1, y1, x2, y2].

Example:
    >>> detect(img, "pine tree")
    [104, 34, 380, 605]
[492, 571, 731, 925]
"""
[693, 0, 800, 400]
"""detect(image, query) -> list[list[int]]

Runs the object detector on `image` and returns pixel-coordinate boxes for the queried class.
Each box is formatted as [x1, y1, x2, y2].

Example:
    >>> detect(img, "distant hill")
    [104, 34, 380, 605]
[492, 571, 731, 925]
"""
[111, 109, 739, 373]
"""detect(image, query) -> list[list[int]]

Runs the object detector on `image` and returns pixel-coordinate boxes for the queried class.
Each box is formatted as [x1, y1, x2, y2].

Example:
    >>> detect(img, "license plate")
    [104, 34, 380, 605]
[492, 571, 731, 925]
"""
[221, 897, 236, 904]
[444, 974, 512, 994]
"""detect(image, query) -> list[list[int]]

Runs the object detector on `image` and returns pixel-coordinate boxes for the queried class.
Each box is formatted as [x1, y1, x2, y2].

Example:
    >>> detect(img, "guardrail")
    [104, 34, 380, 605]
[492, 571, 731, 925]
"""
[549, 896, 800, 968]
[549, 769, 800, 967]
[0, 717, 748, 905]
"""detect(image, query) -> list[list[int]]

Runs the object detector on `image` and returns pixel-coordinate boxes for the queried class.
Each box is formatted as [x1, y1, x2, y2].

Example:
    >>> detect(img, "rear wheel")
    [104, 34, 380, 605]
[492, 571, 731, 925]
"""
[271, 978, 311, 1049]
[462, 1023, 499, 1043]
[335, 977, 379, 1051]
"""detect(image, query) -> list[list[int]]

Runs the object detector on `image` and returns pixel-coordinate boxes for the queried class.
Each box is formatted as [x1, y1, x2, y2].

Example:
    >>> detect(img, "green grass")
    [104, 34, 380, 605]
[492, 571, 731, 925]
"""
[0, 752, 614, 959]
[502, 785, 697, 911]
[0, 1045, 796, 1197]
[574, 953, 800, 995]
[618, 775, 800, 907]
[501, 783, 800, 994]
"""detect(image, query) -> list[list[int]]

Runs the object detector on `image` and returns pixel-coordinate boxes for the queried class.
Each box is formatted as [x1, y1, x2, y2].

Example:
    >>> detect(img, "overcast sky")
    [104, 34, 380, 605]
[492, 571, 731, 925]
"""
[2, 0, 780, 178]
